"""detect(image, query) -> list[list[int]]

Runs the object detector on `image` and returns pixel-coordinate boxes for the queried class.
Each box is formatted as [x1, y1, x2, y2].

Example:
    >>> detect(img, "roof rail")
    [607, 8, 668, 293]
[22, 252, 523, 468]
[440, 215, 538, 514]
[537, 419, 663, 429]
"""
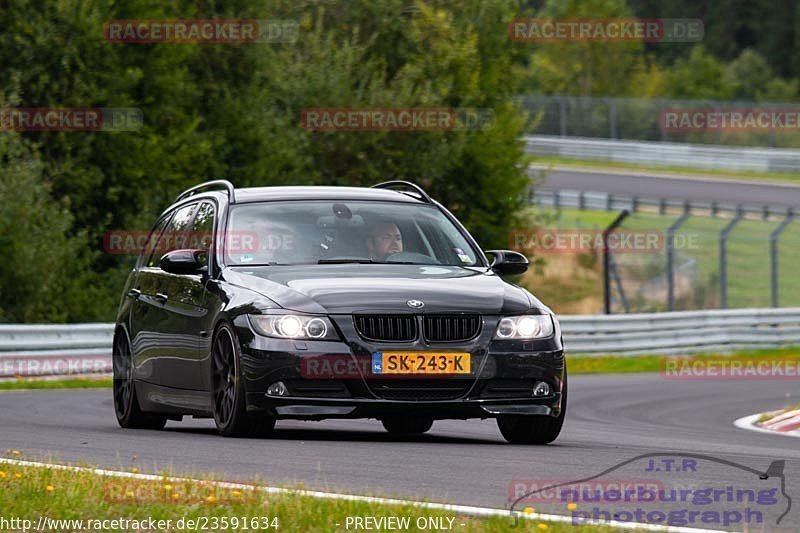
[371, 180, 433, 203]
[175, 180, 236, 204]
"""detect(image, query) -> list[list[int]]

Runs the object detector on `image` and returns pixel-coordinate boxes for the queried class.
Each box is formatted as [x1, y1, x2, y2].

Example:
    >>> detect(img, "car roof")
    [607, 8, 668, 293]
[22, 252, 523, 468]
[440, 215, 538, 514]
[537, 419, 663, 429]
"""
[173, 185, 428, 208]
[234, 186, 425, 204]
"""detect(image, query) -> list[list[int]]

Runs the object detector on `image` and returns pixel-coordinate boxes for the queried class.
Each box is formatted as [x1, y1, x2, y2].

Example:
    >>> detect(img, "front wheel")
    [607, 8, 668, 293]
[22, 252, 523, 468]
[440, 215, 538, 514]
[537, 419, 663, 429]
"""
[381, 416, 434, 435]
[497, 369, 567, 445]
[113, 330, 166, 430]
[211, 322, 275, 438]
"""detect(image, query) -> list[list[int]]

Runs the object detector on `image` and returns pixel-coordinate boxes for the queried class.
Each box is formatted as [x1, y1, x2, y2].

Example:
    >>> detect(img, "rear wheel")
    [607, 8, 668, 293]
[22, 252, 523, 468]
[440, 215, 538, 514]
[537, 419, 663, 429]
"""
[381, 416, 434, 435]
[212, 323, 275, 438]
[497, 368, 567, 445]
[113, 330, 166, 430]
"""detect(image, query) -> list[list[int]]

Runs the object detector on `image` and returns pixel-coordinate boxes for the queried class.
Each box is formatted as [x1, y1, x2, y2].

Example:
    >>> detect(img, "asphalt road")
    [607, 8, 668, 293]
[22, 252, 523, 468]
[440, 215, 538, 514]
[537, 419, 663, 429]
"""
[3, 375, 800, 530]
[539, 168, 800, 209]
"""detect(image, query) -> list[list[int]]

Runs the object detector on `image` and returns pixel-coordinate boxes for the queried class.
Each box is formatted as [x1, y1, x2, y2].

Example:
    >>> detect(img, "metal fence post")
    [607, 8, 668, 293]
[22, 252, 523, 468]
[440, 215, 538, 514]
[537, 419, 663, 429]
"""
[604, 210, 630, 314]
[609, 99, 617, 139]
[770, 210, 794, 307]
[719, 207, 744, 309]
[667, 204, 692, 311]
[559, 98, 567, 137]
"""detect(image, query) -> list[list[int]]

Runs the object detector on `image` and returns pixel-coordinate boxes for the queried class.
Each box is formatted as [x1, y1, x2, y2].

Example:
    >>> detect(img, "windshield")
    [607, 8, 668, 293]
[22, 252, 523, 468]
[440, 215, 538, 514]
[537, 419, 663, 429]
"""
[225, 201, 481, 267]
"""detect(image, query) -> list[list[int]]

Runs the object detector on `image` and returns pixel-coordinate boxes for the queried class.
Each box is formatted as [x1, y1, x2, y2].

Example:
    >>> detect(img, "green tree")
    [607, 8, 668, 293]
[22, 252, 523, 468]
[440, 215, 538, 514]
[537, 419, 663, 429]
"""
[0, 133, 84, 322]
[663, 45, 735, 100]
[521, 0, 651, 97]
[0, 0, 533, 321]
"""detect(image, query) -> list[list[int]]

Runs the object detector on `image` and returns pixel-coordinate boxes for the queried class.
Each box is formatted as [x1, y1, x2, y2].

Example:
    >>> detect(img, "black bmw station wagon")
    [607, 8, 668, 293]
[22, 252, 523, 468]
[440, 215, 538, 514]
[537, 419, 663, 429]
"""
[113, 180, 566, 444]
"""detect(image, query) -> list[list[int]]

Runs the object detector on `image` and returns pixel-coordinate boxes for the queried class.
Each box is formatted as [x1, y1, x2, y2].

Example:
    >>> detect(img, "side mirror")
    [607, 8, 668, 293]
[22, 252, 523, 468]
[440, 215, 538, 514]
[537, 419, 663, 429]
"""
[486, 250, 529, 276]
[159, 249, 208, 275]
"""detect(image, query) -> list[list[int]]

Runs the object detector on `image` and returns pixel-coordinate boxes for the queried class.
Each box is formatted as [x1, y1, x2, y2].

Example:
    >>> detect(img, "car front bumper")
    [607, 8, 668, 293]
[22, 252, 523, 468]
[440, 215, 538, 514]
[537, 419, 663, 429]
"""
[233, 314, 565, 421]
[247, 394, 562, 420]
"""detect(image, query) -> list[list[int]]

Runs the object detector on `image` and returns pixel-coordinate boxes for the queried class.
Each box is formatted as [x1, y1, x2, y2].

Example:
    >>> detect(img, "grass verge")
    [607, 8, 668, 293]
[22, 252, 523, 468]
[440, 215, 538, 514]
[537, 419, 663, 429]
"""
[569, 346, 800, 374]
[0, 377, 111, 391]
[0, 460, 621, 532]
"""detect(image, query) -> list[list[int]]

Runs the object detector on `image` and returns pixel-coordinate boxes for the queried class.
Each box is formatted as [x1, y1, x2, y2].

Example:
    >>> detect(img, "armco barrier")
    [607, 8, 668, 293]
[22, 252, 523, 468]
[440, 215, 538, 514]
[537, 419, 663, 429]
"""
[524, 134, 800, 172]
[2, 308, 800, 378]
[530, 188, 793, 219]
[0, 323, 113, 379]
[560, 308, 800, 355]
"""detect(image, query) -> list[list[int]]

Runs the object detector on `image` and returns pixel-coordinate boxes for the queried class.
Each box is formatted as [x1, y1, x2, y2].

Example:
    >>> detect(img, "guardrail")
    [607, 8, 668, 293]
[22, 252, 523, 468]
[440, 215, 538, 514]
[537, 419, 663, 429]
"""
[0, 323, 113, 379]
[523, 135, 800, 173]
[530, 188, 794, 219]
[2, 309, 800, 378]
[560, 308, 800, 355]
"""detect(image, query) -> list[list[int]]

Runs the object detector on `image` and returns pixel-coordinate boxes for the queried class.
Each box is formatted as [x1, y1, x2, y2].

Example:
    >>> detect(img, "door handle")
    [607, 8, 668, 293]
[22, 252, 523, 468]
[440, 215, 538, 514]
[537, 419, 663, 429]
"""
[127, 288, 141, 299]
[155, 292, 169, 302]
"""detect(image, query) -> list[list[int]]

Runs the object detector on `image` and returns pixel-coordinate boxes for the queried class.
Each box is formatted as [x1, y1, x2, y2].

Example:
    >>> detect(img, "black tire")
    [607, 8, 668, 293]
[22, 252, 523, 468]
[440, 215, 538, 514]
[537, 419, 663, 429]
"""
[381, 416, 434, 435]
[113, 329, 167, 430]
[497, 368, 567, 445]
[211, 322, 275, 438]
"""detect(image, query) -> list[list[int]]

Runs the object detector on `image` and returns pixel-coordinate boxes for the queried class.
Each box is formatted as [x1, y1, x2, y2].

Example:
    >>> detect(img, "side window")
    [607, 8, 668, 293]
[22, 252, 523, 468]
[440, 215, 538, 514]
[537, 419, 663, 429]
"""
[191, 202, 216, 266]
[138, 215, 172, 268]
[146, 203, 198, 268]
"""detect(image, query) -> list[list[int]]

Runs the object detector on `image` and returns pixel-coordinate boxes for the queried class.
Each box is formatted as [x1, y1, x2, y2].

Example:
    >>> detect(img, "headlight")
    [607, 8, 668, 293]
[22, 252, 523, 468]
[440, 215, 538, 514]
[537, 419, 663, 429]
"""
[248, 314, 339, 340]
[494, 315, 554, 340]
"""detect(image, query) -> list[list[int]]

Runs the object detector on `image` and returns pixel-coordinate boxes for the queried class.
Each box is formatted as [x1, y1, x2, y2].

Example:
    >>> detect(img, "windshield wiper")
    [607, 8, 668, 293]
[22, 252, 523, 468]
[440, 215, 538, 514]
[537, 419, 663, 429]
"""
[317, 258, 378, 264]
[232, 262, 289, 266]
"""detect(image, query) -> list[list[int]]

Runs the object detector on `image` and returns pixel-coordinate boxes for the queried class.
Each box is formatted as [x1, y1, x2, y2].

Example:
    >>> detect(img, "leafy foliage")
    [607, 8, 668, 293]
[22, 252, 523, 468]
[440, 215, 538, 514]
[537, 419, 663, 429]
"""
[3, 0, 799, 322]
[0, 0, 530, 322]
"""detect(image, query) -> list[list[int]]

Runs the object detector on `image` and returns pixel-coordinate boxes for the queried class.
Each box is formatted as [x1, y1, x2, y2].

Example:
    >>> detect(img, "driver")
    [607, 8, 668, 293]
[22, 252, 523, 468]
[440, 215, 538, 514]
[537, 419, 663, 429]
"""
[366, 221, 403, 262]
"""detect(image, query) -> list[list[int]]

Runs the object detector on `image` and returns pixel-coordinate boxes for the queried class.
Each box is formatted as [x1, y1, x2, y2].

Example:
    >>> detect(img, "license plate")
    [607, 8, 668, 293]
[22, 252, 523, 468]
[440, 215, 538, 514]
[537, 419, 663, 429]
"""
[371, 352, 471, 375]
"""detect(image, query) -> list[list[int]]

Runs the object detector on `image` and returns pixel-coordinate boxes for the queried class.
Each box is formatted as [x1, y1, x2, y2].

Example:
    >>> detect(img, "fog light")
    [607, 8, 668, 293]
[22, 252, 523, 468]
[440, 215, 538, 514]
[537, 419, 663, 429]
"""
[533, 382, 551, 397]
[267, 381, 288, 397]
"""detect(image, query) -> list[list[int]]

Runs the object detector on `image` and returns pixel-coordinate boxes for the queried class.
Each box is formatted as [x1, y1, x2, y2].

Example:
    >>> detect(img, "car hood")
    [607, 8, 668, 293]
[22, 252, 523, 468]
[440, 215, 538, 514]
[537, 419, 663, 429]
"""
[222, 264, 544, 315]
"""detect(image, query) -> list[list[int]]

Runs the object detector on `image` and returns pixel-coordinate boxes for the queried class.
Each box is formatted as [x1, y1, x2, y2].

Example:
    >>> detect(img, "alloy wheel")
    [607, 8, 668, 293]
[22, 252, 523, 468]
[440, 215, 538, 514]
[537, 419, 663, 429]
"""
[112, 332, 134, 419]
[212, 327, 237, 428]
